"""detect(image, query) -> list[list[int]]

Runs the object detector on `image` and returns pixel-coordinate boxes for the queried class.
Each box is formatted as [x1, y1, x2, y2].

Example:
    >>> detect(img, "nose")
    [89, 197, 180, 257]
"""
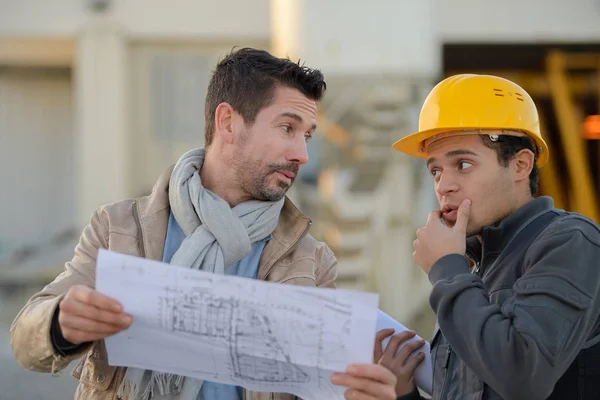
[436, 171, 459, 196]
[286, 136, 309, 165]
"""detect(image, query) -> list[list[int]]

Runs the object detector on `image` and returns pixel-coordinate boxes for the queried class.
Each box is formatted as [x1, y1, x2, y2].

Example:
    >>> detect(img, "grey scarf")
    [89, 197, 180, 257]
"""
[117, 148, 285, 400]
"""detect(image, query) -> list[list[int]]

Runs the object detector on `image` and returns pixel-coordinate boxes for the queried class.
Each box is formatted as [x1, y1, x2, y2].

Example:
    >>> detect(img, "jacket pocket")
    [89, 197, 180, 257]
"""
[77, 344, 119, 392]
[511, 275, 592, 362]
[512, 275, 592, 311]
[271, 258, 318, 286]
[277, 275, 316, 286]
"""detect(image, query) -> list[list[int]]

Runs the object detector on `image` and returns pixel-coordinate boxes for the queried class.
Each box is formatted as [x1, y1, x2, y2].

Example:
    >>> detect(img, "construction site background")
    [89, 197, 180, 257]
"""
[2, 1, 600, 398]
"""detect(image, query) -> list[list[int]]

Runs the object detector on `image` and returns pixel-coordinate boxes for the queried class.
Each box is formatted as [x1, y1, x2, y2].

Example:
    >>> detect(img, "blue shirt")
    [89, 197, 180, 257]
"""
[162, 211, 270, 400]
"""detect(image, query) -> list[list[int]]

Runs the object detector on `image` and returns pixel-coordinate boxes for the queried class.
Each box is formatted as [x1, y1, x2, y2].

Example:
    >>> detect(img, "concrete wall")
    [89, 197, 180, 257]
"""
[4, 0, 600, 43]
[0, 0, 270, 39]
[272, 0, 440, 76]
[439, 0, 600, 42]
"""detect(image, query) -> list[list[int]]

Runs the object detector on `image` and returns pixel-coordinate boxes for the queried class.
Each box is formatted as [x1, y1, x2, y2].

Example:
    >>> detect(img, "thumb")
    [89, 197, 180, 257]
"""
[454, 199, 471, 233]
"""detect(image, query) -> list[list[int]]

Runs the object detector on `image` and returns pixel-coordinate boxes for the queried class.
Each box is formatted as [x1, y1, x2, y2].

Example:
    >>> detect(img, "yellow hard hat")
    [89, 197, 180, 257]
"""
[392, 74, 549, 167]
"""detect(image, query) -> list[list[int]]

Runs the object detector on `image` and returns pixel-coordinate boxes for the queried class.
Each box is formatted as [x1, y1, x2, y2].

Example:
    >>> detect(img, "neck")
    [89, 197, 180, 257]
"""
[200, 147, 251, 207]
[513, 190, 534, 214]
[475, 190, 534, 243]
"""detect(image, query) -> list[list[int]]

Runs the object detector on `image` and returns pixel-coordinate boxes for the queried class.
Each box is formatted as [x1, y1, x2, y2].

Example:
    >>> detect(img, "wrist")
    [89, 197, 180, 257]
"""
[428, 253, 471, 284]
[396, 385, 421, 400]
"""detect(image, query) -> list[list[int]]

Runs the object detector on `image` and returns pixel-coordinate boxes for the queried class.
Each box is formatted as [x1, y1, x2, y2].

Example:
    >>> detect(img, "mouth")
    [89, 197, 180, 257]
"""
[277, 170, 296, 179]
[275, 170, 296, 184]
[441, 204, 458, 221]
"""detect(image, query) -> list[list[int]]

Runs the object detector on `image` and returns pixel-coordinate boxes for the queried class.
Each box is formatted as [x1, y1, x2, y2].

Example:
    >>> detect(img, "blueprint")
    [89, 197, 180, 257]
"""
[95, 249, 380, 400]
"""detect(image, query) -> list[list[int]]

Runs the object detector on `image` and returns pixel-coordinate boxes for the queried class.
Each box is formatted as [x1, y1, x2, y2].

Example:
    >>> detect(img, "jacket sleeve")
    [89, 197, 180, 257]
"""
[428, 217, 600, 400]
[10, 208, 109, 373]
[396, 386, 427, 400]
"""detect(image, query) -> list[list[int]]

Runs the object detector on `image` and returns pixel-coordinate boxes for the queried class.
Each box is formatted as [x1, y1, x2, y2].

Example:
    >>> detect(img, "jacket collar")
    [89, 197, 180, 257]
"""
[466, 196, 555, 263]
[133, 165, 312, 273]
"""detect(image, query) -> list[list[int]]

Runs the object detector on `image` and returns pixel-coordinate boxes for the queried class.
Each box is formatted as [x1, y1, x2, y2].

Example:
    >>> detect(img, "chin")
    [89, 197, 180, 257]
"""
[257, 187, 286, 202]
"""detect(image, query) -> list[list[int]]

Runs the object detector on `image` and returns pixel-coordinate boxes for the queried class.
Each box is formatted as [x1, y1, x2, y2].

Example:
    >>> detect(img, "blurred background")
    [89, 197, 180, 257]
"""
[2, 0, 600, 398]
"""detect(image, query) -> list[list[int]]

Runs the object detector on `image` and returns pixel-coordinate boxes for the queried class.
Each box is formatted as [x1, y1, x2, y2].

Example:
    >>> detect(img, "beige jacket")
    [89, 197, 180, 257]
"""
[10, 166, 338, 400]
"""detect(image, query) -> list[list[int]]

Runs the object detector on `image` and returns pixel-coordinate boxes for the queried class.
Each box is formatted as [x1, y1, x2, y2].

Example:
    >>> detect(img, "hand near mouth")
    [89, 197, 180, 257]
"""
[413, 199, 471, 273]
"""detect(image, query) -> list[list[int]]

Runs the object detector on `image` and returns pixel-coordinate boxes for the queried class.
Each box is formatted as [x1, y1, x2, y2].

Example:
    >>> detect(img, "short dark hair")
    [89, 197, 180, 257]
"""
[204, 47, 326, 146]
[480, 134, 539, 195]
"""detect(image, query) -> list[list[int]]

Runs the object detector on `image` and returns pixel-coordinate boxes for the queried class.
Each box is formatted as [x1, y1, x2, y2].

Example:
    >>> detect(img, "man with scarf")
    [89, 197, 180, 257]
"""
[10, 48, 402, 400]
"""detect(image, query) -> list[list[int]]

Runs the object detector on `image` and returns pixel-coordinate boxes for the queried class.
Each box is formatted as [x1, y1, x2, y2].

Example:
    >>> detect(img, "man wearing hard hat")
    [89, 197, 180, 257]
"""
[388, 74, 600, 400]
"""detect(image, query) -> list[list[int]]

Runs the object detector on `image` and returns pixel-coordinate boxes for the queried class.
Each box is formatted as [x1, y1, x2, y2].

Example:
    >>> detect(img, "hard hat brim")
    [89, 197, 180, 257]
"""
[392, 127, 549, 168]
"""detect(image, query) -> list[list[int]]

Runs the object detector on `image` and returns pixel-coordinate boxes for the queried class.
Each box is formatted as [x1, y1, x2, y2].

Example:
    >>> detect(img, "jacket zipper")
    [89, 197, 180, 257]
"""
[132, 201, 146, 258]
[440, 345, 453, 398]
[473, 261, 481, 276]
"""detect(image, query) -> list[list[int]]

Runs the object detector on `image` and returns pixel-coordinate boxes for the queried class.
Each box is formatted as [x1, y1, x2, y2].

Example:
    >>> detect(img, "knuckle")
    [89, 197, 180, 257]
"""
[84, 290, 96, 304]
[378, 357, 390, 368]
[66, 285, 78, 296]
[408, 359, 423, 371]
[78, 288, 91, 303]
[350, 377, 369, 392]
[72, 284, 86, 295]
[59, 298, 74, 312]
[109, 313, 124, 326]
[360, 380, 376, 393]
[407, 339, 423, 350]
[101, 310, 117, 324]
[376, 329, 393, 341]
[388, 335, 402, 347]
[393, 331, 412, 342]
[399, 347, 417, 360]
[57, 312, 69, 326]
[91, 308, 109, 324]
[415, 340, 426, 350]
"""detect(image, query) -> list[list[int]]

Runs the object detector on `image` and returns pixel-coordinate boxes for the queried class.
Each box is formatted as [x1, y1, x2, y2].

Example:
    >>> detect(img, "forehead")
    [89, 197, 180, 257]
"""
[264, 86, 317, 117]
[427, 135, 487, 158]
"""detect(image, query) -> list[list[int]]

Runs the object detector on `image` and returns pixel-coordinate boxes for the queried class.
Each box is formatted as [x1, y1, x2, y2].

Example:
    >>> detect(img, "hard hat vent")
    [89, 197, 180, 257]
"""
[492, 88, 525, 102]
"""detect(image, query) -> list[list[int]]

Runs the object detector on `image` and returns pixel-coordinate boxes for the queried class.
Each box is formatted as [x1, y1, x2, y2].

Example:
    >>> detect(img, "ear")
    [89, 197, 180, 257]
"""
[512, 148, 535, 183]
[214, 103, 235, 144]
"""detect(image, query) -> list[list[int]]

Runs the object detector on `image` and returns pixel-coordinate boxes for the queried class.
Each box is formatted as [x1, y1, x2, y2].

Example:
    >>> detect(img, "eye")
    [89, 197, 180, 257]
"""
[430, 168, 440, 178]
[459, 161, 473, 170]
[281, 124, 291, 133]
[304, 134, 312, 142]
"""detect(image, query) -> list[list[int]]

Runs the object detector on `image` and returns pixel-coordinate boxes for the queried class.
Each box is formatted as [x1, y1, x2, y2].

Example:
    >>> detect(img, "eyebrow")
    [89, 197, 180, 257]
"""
[279, 112, 317, 131]
[426, 149, 479, 168]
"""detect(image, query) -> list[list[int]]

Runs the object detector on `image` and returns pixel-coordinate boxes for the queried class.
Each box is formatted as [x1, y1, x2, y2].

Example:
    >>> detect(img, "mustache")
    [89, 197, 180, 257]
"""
[268, 163, 299, 175]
